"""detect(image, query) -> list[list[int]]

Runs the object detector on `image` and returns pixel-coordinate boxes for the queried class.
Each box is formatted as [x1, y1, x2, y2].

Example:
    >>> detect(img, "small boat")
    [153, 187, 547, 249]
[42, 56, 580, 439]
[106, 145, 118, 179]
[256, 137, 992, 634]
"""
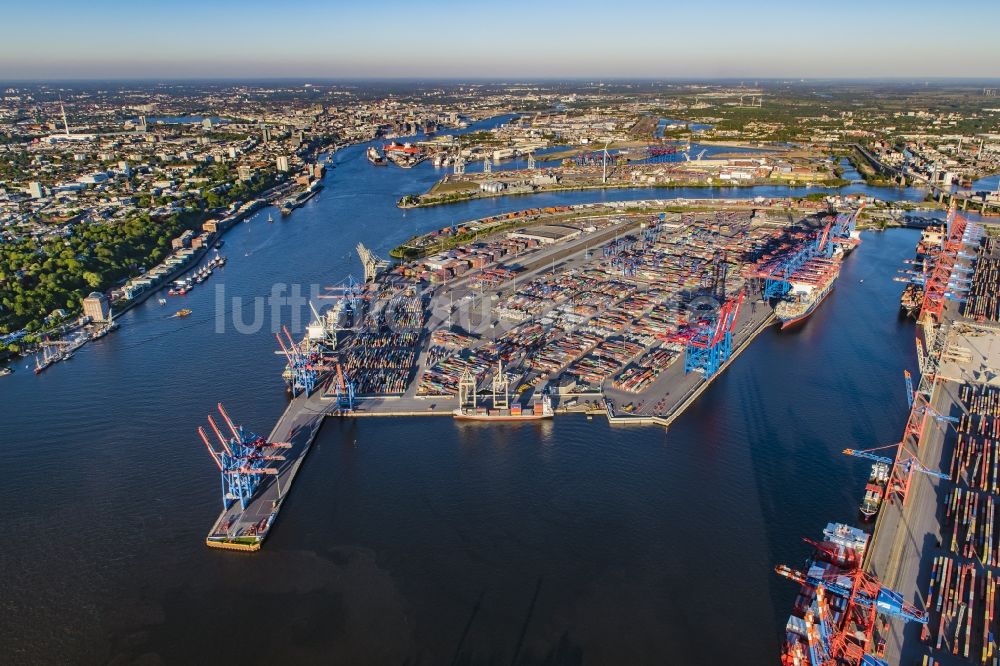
[0, 367, 12, 377]
[175, 309, 192, 318]
[860, 462, 890, 521]
[158, 298, 167, 305]
[267, 213, 274, 223]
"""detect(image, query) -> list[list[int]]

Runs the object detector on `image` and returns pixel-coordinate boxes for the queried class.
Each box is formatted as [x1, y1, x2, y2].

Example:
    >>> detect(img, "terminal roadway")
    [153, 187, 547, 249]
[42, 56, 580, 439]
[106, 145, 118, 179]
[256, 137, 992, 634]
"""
[864, 375, 961, 664]
[205, 392, 327, 550]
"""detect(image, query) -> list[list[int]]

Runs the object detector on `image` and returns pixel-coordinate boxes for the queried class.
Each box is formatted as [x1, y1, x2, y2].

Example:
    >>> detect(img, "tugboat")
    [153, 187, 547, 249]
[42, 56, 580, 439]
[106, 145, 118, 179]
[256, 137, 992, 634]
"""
[367, 146, 386, 166]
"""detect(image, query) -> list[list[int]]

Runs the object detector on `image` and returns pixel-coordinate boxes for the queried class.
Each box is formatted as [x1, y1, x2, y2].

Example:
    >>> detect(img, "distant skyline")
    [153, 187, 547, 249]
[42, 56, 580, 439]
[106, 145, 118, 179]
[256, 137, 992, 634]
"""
[4, 0, 999, 80]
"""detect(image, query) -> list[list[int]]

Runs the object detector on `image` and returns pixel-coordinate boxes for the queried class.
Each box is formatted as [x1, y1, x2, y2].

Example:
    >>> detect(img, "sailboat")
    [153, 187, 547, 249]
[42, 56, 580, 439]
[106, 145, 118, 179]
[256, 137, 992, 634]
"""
[34, 345, 54, 374]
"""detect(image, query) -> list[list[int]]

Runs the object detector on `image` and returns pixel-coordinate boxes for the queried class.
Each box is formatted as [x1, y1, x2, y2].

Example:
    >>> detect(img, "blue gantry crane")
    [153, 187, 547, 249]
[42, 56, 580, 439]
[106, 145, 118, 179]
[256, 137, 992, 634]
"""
[842, 445, 949, 483]
[197, 403, 290, 511]
[759, 204, 864, 300]
[904, 369, 959, 426]
[775, 557, 927, 666]
[333, 361, 356, 412]
[276, 325, 317, 396]
[684, 290, 744, 378]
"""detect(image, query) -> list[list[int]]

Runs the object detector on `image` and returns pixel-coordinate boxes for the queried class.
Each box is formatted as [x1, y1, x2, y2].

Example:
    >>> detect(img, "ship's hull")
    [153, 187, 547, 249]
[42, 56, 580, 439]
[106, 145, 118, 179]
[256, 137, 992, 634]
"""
[859, 508, 878, 522]
[453, 411, 552, 421]
[778, 285, 834, 330]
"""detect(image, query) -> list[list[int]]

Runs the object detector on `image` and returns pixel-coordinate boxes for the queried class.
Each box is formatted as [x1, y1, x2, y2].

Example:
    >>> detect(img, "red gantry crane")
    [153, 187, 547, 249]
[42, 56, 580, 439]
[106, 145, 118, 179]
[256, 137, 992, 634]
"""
[684, 290, 745, 377]
[776, 546, 928, 666]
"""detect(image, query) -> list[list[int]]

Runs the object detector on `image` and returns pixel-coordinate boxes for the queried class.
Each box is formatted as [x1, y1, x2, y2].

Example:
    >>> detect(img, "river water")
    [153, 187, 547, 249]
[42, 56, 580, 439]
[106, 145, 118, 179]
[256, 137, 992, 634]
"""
[0, 117, 953, 664]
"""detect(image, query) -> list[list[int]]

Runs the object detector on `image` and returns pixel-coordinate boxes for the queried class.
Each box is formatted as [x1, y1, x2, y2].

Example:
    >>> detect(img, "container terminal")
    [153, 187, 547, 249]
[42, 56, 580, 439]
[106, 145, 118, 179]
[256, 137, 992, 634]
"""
[774, 205, 1000, 666]
[200, 197, 865, 550]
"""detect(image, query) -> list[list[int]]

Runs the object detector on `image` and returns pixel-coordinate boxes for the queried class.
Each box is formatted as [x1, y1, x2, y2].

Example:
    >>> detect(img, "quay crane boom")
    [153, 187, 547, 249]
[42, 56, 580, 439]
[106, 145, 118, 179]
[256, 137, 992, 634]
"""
[904, 369, 914, 409]
[784, 568, 928, 625]
[684, 290, 744, 378]
[197, 404, 286, 512]
[843, 445, 949, 481]
[775, 562, 927, 666]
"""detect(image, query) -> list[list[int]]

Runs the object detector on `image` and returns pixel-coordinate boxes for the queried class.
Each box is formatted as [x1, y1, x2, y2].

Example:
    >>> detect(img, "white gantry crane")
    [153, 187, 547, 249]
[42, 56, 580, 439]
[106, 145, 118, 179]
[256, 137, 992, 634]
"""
[356, 242, 390, 282]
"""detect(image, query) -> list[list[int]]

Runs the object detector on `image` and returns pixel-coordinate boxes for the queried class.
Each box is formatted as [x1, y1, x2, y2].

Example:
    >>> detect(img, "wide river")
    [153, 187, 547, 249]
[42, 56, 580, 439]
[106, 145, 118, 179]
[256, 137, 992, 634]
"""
[0, 116, 973, 664]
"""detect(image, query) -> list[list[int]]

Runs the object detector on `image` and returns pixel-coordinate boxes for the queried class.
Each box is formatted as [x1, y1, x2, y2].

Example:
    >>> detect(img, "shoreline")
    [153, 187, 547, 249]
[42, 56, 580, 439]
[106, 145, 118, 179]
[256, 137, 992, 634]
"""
[399, 178, 855, 209]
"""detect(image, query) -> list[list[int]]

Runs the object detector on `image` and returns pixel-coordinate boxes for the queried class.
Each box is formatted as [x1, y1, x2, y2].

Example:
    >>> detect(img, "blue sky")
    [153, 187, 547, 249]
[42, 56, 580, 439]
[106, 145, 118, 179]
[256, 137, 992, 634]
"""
[3, 0, 998, 79]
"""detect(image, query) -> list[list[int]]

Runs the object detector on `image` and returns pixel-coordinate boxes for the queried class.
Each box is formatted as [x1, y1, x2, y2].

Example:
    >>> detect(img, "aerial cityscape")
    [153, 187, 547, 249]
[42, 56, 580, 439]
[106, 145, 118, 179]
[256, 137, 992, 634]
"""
[3, 1, 1000, 664]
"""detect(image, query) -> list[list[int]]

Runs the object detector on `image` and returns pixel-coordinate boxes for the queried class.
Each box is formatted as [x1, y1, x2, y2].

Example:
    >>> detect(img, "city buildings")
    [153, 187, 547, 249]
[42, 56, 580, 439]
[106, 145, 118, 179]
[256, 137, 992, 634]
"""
[82, 292, 110, 322]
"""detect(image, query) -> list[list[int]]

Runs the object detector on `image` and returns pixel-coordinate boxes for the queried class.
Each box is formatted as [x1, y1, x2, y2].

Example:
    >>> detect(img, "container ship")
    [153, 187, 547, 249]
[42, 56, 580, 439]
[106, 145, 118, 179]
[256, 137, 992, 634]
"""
[774, 254, 842, 329]
[769, 208, 863, 330]
[453, 396, 554, 421]
[383, 142, 426, 168]
[777, 523, 871, 663]
[367, 146, 386, 165]
[896, 224, 944, 318]
[279, 181, 323, 216]
[776, 522, 931, 665]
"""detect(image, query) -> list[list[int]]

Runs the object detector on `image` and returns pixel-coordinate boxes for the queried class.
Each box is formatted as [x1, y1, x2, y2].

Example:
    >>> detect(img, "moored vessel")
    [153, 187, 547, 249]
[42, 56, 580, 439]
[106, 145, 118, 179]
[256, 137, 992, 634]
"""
[860, 461, 889, 520]
[895, 224, 943, 318]
[453, 398, 554, 421]
[899, 283, 923, 318]
[775, 262, 840, 329]
[769, 207, 864, 330]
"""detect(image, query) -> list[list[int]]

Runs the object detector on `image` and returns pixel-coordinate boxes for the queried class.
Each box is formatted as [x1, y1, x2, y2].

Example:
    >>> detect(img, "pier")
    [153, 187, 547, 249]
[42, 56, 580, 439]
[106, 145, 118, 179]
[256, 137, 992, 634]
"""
[204, 396, 325, 551]
[207, 305, 777, 551]
[205, 199, 863, 551]
[774, 208, 1000, 665]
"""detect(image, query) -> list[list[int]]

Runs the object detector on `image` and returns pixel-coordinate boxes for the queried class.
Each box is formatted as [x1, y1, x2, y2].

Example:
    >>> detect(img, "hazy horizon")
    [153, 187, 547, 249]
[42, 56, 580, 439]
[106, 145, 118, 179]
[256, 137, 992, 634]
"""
[4, 0, 999, 80]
